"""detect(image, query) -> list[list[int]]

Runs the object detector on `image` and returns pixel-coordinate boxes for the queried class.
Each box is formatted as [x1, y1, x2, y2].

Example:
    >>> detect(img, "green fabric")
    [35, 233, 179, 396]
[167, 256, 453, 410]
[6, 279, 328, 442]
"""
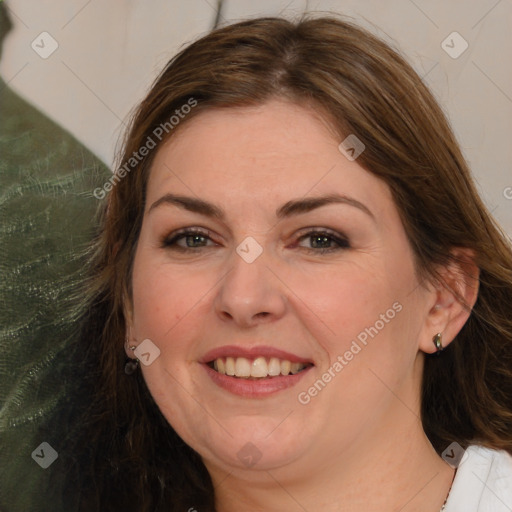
[0, 77, 110, 511]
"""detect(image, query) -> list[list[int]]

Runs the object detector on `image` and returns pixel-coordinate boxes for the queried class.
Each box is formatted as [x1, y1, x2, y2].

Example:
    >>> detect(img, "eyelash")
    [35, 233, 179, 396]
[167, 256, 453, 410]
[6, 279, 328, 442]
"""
[161, 227, 350, 254]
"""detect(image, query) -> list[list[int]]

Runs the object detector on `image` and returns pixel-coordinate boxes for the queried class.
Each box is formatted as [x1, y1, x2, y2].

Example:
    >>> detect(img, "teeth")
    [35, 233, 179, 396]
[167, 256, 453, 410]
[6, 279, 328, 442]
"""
[235, 357, 251, 377]
[280, 360, 291, 376]
[251, 357, 268, 378]
[268, 357, 281, 376]
[290, 362, 302, 374]
[225, 357, 235, 376]
[211, 356, 309, 379]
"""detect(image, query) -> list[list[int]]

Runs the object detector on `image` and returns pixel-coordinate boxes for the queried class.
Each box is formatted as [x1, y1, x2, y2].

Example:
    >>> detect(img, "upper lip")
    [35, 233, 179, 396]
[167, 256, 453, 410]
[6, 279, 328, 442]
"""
[200, 345, 314, 365]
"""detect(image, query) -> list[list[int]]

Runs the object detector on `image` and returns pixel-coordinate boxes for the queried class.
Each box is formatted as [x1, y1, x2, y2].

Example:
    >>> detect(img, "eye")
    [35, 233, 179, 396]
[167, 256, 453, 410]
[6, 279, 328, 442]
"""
[295, 229, 350, 253]
[161, 228, 217, 251]
[160, 227, 350, 254]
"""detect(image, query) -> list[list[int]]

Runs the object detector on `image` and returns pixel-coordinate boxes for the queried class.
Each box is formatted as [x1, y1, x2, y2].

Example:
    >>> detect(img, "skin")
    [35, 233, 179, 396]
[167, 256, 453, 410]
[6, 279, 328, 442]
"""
[125, 98, 479, 511]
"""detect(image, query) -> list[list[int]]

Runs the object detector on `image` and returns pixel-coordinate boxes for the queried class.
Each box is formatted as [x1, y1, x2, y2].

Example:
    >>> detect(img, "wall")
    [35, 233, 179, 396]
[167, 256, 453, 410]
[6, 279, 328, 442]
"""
[1, 0, 510, 233]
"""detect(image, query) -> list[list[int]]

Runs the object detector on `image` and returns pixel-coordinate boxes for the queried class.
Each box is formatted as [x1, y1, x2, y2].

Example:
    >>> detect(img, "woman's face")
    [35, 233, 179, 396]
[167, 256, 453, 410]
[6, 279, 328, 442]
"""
[126, 99, 438, 478]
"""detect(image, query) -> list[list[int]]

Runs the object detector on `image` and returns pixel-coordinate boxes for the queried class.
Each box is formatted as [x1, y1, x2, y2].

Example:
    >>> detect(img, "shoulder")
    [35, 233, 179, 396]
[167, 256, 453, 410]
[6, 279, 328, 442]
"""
[445, 444, 512, 512]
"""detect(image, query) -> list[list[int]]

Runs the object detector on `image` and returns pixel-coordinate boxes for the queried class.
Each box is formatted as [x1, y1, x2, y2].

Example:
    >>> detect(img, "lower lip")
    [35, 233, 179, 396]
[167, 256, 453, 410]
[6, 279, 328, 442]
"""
[202, 363, 313, 398]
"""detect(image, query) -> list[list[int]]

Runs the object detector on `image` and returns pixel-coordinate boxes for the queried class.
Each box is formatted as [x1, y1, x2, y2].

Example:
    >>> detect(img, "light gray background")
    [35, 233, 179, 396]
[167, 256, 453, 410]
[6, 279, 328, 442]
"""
[1, 0, 511, 234]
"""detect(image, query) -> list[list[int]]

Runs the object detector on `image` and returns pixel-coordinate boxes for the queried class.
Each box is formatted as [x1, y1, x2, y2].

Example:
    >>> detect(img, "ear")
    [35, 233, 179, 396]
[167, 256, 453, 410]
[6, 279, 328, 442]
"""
[418, 248, 480, 354]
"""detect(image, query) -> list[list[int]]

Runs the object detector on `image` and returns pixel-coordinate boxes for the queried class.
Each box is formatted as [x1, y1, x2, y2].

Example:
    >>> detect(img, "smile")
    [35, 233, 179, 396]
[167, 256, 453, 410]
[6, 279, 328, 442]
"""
[208, 356, 312, 379]
[200, 345, 314, 397]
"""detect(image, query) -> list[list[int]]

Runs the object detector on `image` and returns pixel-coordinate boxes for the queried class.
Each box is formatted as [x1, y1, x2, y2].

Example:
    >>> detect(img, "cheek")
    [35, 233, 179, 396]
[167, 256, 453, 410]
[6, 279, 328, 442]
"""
[289, 262, 398, 355]
[131, 253, 209, 346]
[131, 246, 416, 368]
[130, 253, 216, 439]
[291, 258, 420, 399]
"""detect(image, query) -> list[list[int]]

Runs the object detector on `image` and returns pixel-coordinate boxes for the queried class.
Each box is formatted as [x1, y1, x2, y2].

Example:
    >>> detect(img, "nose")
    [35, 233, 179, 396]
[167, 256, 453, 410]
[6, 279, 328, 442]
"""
[214, 246, 287, 328]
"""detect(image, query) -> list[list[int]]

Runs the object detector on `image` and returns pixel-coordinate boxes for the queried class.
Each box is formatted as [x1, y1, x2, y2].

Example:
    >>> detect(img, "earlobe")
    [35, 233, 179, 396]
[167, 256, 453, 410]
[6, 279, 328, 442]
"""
[124, 331, 135, 358]
[419, 248, 480, 354]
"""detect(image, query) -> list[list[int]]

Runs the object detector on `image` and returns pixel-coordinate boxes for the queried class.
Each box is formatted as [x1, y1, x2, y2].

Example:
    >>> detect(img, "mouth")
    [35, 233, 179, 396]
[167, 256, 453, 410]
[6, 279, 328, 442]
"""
[207, 356, 313, 379]
[200, 346, 315, 398]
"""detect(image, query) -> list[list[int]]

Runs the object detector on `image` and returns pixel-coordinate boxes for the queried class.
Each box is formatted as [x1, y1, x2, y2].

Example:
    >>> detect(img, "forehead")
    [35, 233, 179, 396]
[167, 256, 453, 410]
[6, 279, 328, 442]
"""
[146, 99, 392, 214]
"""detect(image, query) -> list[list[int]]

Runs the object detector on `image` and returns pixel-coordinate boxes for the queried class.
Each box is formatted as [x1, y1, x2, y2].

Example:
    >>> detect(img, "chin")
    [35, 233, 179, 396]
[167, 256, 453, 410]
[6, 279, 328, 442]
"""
[191, 417, 312, 472]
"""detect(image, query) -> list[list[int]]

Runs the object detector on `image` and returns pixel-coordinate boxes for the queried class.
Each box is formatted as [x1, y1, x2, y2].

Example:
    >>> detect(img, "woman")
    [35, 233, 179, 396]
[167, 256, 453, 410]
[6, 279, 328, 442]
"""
[65, 15, 512, 512]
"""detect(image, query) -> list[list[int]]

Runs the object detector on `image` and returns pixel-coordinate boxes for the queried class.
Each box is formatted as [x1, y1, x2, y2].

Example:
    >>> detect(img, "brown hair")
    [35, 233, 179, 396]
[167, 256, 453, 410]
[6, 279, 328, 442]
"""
[64, 14, 512, 511]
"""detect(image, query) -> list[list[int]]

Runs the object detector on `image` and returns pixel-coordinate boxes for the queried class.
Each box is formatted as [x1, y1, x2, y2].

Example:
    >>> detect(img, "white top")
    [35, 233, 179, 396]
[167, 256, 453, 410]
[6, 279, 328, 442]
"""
[445, 445, 512, 511]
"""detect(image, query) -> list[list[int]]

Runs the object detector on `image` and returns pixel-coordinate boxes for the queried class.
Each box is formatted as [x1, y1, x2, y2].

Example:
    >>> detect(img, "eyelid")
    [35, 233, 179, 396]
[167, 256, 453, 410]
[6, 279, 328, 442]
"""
[295, 226, 347, 238]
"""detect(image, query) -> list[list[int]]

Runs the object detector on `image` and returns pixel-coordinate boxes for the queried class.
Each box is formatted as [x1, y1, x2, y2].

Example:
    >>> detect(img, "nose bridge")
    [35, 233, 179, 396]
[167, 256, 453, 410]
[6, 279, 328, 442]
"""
[214, 237, 286, 325]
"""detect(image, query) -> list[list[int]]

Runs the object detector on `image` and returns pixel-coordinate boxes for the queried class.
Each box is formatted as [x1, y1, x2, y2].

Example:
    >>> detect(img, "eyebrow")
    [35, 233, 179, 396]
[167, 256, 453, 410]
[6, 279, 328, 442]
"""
[148, 193, 374, 220]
